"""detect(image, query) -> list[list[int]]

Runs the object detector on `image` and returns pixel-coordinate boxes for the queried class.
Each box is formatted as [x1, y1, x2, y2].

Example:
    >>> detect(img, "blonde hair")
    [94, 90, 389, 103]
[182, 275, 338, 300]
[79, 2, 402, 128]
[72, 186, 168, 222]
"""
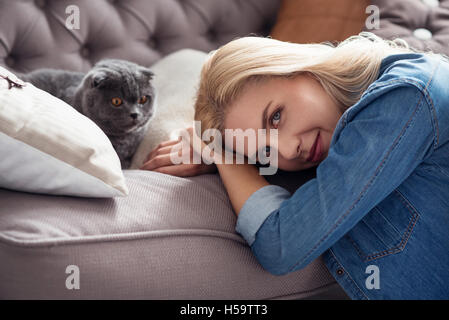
[194, 31, 444, 137]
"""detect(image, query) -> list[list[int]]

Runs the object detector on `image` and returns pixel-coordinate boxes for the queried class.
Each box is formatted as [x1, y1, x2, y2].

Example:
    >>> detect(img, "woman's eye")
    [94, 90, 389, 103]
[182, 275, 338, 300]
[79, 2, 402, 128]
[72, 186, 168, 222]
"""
[270, 108, 282, 127]
[138, 96, 148, 104]
[111, 97, 123, 107]
[259, 146, 270, 156]
[265, 146, 271, 155]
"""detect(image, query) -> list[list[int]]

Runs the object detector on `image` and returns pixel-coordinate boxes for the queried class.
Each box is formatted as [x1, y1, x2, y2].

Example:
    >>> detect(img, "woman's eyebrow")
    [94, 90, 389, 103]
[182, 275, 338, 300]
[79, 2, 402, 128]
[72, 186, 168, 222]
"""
[262, 100, 273, 130]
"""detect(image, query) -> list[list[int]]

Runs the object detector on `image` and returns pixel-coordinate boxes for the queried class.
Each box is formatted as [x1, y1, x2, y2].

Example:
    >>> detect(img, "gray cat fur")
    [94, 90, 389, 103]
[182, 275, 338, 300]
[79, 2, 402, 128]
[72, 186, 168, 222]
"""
[21, 59, 156, 169]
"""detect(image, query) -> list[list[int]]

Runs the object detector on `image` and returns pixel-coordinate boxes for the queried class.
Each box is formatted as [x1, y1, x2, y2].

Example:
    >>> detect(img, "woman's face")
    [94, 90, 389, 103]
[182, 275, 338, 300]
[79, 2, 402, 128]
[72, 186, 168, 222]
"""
[224, 73, 344, 171]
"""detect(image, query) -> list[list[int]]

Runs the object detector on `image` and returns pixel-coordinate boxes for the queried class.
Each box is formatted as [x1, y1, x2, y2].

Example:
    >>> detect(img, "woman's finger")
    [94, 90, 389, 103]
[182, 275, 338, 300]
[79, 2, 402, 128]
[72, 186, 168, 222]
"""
[144, 138, 181, 162]
[152, 164, 192, 177]
[158, 137, 182, 148]
[153, 163, 207, 177]
[146, 144, 178, 161]
[140, 153, 178, 171]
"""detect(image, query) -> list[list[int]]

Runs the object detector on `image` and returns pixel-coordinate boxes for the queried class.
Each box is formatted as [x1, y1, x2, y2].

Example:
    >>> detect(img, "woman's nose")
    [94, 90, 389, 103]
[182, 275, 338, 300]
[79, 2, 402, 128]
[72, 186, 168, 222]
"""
[278, 137, 301, 160]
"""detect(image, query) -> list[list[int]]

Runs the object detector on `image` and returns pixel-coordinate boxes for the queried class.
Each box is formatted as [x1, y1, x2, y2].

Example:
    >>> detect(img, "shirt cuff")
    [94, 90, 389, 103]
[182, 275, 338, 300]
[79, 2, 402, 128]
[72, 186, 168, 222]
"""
[235, 184, 291, 246]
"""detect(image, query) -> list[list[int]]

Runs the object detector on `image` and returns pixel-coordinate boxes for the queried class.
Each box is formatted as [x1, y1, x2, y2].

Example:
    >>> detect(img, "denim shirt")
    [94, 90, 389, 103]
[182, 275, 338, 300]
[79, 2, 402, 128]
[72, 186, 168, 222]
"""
[235, 52, 449, 299]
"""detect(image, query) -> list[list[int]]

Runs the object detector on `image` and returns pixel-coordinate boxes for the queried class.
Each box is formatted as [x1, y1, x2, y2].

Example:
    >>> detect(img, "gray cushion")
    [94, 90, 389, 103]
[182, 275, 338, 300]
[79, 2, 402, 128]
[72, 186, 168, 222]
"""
[364, 0, 449, 56]
[0, 170, 347, 299]
[0, 0, 280, 73]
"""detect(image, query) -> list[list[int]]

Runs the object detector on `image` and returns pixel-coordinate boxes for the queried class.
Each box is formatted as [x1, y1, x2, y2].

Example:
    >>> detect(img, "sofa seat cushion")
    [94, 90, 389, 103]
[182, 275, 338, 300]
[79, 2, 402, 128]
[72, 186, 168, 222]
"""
[0, 170, 347, 299]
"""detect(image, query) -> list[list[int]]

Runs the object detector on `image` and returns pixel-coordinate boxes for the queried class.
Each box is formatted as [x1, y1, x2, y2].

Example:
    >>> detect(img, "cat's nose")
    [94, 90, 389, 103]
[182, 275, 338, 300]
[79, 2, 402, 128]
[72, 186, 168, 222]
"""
[130, 113, 139, 120]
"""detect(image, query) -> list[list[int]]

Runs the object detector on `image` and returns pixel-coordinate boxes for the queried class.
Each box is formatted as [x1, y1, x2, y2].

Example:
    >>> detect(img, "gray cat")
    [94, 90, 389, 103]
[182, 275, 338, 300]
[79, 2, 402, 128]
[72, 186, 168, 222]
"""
[21, 59, 156, 169]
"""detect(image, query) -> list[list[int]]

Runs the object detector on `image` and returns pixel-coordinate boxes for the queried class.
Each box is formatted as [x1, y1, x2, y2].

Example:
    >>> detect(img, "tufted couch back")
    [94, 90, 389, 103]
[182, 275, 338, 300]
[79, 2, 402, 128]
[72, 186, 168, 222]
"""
[366, 0, 449, 56]
[0, 0, 280, 73]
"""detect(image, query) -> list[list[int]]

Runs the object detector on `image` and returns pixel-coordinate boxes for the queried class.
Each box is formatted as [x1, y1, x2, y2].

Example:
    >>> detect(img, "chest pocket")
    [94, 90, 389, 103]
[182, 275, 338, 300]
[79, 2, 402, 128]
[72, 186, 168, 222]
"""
[345, 189, 420, 262]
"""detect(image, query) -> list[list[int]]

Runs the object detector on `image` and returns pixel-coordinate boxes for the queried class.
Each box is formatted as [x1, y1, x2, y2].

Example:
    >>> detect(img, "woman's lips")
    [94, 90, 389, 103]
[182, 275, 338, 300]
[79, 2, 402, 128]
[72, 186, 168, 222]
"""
[307, 132, 322, 162]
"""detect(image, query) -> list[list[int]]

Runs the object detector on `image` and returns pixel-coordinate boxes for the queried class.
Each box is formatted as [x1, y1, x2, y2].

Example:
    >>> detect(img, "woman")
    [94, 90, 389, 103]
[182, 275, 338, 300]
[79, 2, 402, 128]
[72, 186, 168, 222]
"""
[141, 32, 449, 299]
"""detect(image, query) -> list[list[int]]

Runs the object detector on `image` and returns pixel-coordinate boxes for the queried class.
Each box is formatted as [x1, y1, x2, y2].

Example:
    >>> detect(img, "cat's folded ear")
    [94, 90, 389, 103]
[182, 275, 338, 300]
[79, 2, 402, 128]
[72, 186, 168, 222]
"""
[138, 67, 154, 81]
[91, 72, 108, 88]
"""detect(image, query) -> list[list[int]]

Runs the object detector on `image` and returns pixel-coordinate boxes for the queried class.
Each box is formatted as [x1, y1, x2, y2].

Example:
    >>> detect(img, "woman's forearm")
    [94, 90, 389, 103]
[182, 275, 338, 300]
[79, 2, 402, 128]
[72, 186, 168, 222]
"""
[215, 161, 270, 216]
[190, 128, 270, 216]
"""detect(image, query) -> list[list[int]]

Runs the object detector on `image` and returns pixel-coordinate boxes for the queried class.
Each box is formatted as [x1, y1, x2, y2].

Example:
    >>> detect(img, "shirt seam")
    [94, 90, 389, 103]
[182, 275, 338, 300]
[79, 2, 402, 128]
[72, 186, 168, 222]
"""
[288, 65, 437, 272]
[346, 191, 420, 262]
[429, 159, 449, 179]
[362, 190, 420, 262]
[363, 69, 440, 149]
[420, 78, 440, 149]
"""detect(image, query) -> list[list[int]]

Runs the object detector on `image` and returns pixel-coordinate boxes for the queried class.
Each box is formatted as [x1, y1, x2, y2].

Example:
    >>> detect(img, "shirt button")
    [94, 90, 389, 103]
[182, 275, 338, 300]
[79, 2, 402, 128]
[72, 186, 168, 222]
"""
[5, 56, 15, 67]
[81, 47, 90, 57]
[336, 268, 345, 276]
[148, 38, 157, 48]
[413, 28, 433, 40]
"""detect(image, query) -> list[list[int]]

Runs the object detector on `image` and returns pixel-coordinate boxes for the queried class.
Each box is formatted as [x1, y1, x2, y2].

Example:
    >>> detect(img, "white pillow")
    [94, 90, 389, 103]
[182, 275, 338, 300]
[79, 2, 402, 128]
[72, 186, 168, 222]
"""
[130, 49, 208, 169]
[0, 66, 128, 198]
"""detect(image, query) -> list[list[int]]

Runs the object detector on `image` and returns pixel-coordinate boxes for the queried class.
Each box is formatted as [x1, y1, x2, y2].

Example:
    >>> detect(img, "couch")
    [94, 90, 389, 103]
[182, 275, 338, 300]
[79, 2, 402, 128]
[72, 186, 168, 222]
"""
[1, 0, 447, 300]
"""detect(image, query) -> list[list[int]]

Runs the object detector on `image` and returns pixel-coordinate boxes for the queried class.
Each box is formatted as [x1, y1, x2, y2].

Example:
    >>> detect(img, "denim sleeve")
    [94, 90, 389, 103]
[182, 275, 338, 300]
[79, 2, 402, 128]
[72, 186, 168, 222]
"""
[235, 184, 291, 245]
[235, 84, 437, 275]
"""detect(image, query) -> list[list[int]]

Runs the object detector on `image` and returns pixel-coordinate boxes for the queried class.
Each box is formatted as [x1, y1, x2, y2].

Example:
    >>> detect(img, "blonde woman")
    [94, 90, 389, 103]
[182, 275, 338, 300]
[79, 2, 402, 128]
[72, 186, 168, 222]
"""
[141, 32, 449, 299]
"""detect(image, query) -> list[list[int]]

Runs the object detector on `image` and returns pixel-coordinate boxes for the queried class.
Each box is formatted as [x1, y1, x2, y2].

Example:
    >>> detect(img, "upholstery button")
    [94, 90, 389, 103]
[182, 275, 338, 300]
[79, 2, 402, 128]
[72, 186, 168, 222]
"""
[207, 29, 217, 41]
[35, 0, 46, 8]
[413, 28, 433, 40]
[336, 268, 344, 276]
[5, 56, 15, 67]
[148, 38, 156, 48]
[421, 0, 439, 7]
[81, 47, 90, 57]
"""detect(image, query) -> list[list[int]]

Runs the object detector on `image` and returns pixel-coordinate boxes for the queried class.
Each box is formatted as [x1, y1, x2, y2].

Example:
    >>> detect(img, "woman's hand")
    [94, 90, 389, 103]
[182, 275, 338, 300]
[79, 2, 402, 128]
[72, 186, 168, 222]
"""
[140, 127, 218, 177]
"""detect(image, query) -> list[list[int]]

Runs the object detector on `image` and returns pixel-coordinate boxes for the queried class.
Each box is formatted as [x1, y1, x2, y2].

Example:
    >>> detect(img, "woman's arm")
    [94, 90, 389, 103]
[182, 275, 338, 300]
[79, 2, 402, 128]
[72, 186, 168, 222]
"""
[237, 84, 437, 275]
[141, 127, 269, 216]
[140, 127, 270, 215]
[214, 156, 270, 216]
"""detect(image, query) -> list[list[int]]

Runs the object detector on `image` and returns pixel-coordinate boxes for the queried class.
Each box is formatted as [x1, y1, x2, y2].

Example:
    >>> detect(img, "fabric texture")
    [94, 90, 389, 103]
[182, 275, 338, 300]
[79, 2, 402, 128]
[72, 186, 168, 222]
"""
[0, 170, 348, 299]
[130, 49, 208, 169]
[271, 0, 369, 43]
[0, 66, 128, 198]
[363, 0, 449, 57]
[0, 0, 280, 74]
[235, 52, 449, 299]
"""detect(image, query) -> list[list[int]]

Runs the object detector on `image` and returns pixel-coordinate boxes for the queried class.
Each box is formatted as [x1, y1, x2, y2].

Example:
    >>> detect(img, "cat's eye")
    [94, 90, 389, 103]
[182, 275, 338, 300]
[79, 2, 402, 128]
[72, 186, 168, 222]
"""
[138, 96, 148, 104]
[111, 97, 122, 107]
